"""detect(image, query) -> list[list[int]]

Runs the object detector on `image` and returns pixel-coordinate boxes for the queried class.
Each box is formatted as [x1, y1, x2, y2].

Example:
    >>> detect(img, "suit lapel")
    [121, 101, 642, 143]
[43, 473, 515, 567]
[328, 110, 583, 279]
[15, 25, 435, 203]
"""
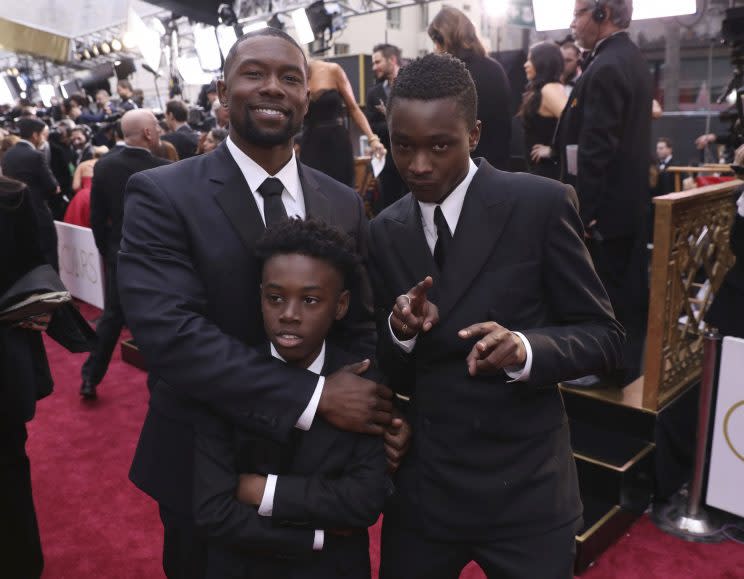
[299, 163, 332, 223]
[387, 195, 439, 290]
[436, 161, 514, 320]
[211, 144, 266, 251]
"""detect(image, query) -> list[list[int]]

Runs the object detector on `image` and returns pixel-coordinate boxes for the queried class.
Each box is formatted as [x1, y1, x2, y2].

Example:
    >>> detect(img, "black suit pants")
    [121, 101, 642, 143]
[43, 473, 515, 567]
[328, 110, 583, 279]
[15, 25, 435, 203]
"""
[160, 506, 208, 579]
[587, 235, 648, 383]
[379, 517, 578, 579]
[81, 258, 124, 386]
[0, 422, 44, 579]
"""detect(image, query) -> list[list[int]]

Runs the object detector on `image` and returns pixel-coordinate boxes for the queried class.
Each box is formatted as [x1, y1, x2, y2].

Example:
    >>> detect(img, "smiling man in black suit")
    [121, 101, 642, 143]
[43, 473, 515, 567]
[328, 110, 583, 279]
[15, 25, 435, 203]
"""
[118, 28, 400, 579]
[368, 53, 624, 579]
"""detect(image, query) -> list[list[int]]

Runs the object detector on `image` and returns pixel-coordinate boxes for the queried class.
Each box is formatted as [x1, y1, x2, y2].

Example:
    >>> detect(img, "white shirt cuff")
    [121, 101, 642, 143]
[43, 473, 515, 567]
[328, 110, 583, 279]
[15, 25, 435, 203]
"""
[504, 332, 533, 382]
[295, 377, 324, 430]
[736, 192, 744, 217]
[257, 474, 277, 516]
[388, 313, 417, 353]
[313, 529, 324, 551]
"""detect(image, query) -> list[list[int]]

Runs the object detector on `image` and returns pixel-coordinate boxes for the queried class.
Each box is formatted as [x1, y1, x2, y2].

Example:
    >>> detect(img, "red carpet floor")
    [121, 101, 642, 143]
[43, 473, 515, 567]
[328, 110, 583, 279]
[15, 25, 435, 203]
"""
[27, 304, 744, 578]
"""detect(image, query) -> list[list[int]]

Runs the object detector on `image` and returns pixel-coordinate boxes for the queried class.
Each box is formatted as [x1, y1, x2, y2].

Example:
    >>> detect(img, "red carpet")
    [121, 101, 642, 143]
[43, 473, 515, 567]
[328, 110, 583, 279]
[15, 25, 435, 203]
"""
[27, 304, 744, 578]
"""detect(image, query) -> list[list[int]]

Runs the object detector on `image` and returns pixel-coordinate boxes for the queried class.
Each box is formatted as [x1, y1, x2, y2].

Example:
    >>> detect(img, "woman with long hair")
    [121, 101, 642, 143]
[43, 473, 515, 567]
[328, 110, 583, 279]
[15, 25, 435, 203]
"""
[428, 5, 512, 170]
[300, 60, 386, 188]
[64, 145, 109, 227]
[518, 41, 568, 179]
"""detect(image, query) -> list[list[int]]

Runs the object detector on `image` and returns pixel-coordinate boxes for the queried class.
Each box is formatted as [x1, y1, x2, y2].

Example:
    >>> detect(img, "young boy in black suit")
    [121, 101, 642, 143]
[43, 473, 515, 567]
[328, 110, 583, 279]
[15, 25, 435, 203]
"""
[193, 218, 390, 579]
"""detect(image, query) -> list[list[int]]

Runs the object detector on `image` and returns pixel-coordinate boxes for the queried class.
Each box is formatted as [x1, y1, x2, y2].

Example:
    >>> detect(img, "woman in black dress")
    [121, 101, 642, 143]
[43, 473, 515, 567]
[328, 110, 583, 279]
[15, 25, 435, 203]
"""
[518, 41, 568, 180]
[428, 6, 512, 170]
[300, 60, 386, 188]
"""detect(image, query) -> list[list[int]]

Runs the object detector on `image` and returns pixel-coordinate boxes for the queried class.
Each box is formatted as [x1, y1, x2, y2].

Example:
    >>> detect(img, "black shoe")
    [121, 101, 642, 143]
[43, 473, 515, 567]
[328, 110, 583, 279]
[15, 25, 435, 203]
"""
[80, 381, 97, 400]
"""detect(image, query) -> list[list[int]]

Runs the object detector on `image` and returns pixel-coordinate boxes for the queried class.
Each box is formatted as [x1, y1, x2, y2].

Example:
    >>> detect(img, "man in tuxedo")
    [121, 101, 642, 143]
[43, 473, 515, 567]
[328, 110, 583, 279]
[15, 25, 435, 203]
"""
[655, 137, 676, 195]
[365, 43, 407, 212]
[369, 53, 624, 579]
[560, 40, 582, 96]
[1, 117, 60, 270]
[79, 109, 169, 400]
[162, 99, 201, 160]
[554, 0, 652, 385]
[118, 28, 399, 579]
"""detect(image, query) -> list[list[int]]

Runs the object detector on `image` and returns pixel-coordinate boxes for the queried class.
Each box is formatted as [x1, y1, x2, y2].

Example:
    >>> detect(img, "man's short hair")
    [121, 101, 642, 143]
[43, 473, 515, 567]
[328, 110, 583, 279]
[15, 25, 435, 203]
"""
[657, 137, 673, 149]
[372, 43, 401, 62]
[255, 218, 360, 290]
[166, 100, 189, 122]
[560, 41, 580, 57]
[17, 117, 47, 140]
[597, 0, 633, 29]
[223, 27, 308, 80]
[388, 53, 477, 128]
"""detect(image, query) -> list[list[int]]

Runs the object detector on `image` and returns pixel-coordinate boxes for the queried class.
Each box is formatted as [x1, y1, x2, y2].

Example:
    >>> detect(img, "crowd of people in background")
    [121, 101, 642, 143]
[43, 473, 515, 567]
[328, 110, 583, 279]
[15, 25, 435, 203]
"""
[2, 1, 743, 578]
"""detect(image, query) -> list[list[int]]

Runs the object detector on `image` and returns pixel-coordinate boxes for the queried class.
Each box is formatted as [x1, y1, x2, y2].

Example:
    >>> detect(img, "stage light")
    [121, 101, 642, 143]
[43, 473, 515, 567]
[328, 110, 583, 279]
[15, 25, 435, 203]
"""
[532, 0, 699, 32]
[634, 0, 696, 21]
[92, 44, 100, 57]
[291, 8, 315, 44]
[483, 0, 510, 18]
[101, 42, 111, 54]
[218, 3, 238, 26]
[111, 38, 123, 51]
[82, 49, 91, 60]
[126, 7, 163, 72]
[38, 83, 56, 107]
[11, 67, 19, 76]
[216, 25, 238, 57]
[16, 76, 26, 91]
[193, 24, 222, 72]
[243, 21, 268, 34]
[0, 75, 15, 106]
[176, 56, 214, 85]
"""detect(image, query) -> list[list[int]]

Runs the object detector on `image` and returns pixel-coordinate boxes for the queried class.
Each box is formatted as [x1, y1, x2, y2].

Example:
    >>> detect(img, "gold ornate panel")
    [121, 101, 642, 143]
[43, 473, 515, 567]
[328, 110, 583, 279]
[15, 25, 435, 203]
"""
[643, 180, 741, 410]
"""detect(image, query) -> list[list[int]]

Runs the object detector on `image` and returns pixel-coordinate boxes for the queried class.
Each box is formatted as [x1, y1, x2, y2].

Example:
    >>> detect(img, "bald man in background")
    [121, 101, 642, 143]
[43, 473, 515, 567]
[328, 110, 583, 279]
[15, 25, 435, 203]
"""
[80, 110, 170, 400]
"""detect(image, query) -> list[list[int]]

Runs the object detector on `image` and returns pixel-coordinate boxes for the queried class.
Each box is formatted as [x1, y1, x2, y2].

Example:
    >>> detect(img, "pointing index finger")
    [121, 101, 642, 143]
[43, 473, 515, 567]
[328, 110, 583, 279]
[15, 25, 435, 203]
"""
[458, 322, 499, 339]
[408, 276, 433, 301]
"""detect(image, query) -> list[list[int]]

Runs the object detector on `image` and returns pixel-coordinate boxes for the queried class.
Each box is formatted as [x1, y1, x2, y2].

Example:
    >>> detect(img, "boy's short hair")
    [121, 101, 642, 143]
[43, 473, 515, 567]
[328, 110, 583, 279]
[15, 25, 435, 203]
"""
[255, 218, 360, 290]
[388, 52, 477, 128]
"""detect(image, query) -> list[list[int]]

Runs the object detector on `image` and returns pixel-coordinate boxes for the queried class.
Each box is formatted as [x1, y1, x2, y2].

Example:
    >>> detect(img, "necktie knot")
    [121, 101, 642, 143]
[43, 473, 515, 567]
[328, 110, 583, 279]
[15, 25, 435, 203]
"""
[257, 177, 288, 227]
[258, 177, 284, 198]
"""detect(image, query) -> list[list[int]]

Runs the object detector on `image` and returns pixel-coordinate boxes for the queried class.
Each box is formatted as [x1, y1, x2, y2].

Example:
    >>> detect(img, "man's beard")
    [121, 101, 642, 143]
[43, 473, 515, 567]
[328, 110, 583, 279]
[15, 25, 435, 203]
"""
[233, 106, 300, 147]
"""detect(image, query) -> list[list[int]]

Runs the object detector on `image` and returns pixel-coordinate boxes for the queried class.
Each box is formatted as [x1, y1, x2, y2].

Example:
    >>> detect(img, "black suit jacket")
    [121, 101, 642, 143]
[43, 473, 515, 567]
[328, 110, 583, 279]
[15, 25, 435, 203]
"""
[1, 142, 59, 261]
[656, 156, 677, 196]
[89, 146, 170, 262]
[162, 124, 201, 160]
[461, 52, 512, 171]
[193, 342, 388, 579]
[0, 188, 53, 425]
[368, 160, 624, 541]
[119, 142, 375, 517]
[554, 32, 653, 240]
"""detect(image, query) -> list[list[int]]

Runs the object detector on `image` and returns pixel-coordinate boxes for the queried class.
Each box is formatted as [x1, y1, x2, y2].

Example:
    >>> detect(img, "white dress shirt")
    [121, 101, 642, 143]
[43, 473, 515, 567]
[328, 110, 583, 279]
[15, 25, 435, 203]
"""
[258, 342, 326, 550]
[226, 136, 306, 223]
[224, 136, 324, 430]
[388, 159, 533, 381]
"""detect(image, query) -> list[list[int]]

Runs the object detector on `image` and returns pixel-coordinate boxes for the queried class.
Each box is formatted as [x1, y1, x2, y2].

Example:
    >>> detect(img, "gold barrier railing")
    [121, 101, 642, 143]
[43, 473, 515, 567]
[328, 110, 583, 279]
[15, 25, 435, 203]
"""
[643, 180, 741, 410]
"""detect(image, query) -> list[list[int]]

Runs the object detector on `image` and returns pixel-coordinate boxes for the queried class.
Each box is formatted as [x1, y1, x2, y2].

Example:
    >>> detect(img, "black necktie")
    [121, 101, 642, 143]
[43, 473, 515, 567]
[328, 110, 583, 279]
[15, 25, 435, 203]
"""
[433, 205, 452, 270]
[257, 177, 288, 227]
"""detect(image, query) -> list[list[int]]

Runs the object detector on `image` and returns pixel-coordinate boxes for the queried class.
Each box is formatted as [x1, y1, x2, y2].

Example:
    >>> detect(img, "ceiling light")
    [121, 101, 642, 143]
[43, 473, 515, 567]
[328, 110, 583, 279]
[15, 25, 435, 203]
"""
[111, 38, 123, 51]
[291, 8, 315, 44]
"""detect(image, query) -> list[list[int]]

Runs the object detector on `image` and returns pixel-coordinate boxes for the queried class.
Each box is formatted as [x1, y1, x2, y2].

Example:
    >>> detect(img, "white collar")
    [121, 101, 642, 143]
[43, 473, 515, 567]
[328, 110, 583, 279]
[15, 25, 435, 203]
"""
[226, 136, 301, 203]
[417, 158, 478, 236]
[270, 341, 326, 375]
[661, 155, 672, 164]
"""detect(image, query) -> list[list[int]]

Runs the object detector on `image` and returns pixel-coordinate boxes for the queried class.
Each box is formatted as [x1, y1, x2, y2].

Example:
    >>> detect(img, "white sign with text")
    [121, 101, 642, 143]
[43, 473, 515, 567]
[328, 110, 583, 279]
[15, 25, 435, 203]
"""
[54, 221, 105, 309]
[707, 336, 744, 518]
